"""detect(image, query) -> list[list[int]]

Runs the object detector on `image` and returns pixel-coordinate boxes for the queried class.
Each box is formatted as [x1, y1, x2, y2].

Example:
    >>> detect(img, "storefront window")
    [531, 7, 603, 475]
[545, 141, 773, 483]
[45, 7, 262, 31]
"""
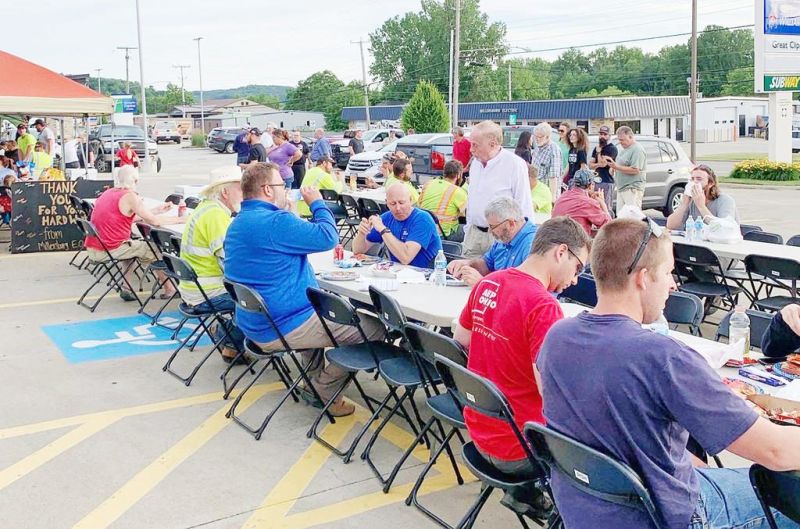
[614, 120, 641, 134]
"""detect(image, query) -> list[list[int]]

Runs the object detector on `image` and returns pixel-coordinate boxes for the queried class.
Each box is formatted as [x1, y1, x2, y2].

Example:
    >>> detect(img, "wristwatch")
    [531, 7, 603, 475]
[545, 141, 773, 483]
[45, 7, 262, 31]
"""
[380, 228, 391, 236]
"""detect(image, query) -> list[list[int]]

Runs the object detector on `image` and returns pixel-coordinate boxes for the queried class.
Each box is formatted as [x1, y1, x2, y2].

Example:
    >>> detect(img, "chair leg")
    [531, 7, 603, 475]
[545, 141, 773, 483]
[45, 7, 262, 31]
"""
[456, 485, 494, 529]
[78, 263, 119, 312]
[385, 416, 436, 494]
[515, 513, 532, 529]
[162, 317, 225, 386]
[361, 387, 417, 483]
[222, 357, 260, 400]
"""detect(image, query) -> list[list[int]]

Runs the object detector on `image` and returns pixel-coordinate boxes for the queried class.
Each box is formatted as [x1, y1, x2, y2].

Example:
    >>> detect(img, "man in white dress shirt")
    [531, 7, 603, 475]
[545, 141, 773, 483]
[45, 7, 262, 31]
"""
[463, 120, 534, 258]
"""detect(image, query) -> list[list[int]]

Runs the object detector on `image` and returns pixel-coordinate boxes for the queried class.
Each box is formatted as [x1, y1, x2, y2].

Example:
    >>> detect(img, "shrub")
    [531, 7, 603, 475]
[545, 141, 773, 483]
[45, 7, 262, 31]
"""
[191, 133, 206, 148]
[400, 80, 449, 134]
[729, 159, 800, 181]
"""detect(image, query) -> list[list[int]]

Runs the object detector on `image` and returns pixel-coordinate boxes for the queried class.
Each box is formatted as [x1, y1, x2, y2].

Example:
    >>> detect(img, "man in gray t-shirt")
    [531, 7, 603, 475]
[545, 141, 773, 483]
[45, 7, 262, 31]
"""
[607, 126, 646, 215]
[33, 118, 56, 156]
[666, 165, 740, 230]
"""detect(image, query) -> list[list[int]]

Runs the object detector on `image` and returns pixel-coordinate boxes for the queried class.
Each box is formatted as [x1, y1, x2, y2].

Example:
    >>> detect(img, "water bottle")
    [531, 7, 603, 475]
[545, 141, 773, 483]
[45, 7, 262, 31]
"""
[650, 312, 670, 336]
[685, 216, 695, 241]
[433, 249, 447, 287]
[694, 216, 704, 241]
[729, 308, 751, 362]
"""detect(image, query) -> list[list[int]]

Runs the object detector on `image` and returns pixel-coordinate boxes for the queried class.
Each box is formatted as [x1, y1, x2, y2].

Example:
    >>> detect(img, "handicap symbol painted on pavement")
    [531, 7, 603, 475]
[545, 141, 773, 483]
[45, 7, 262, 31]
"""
[41, 312, 212, 363]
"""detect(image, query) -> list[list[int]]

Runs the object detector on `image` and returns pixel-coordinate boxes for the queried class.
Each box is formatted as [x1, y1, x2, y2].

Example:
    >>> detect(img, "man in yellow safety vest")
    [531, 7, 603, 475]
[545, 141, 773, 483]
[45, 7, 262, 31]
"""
[418, 159, 468, 241]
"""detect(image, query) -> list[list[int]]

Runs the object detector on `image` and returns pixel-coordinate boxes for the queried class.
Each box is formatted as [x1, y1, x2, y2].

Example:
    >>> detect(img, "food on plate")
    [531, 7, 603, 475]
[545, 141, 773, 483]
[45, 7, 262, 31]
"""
[773, 359, 800, 380]
[747, 394, 800, 426]
[320, 271, 359, 281]
[353, 253, 380, 264]
[722, 378, 763, 398]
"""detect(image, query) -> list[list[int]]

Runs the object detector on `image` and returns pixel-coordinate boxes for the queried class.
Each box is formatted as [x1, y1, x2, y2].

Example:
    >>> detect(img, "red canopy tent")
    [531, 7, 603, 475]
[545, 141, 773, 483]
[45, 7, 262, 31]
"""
[0, 50, 113, 116]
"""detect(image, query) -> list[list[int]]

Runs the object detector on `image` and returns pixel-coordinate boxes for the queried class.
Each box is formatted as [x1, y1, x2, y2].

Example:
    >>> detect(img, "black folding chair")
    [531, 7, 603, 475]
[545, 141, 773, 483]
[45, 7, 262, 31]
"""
[745, 255, 800, 312]
[398, 323, 469, 528]
[75, 219, 143, 312]
[558, 273, 597, 308]
[164, 193, 183, 205]
[160, 254, 242, 387]
[222, 279, 325, 439]
[715, 308, 775, 351]
[305, 286, 404, 460]
[185, 196, 201, 209]
[442, 240, 464, 263]
[359, 288, 433, 487]
[134, 222, 171, 321]
[68, 194, 89, 269]
[744, 231, 784, 245]
[145, 228, 183, 328]
[673, 242, 742, 318]
[434, 355, 551, 529]
[663, 291, 704, 336]
[750, 464, 800, 528]
[787, 235, 800, 248]
[358, 197, 383, 219]
[524, 421, 664, 529]
[337, 193, 363, 246]
[740, 224, 764, 237]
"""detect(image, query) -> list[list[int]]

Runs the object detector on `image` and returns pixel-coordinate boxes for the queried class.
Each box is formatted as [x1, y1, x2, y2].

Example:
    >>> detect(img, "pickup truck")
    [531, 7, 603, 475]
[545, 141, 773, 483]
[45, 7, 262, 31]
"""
[345, 133, 454, 186]
[332, 129, 404, 169]
[89, 124, 161, 173]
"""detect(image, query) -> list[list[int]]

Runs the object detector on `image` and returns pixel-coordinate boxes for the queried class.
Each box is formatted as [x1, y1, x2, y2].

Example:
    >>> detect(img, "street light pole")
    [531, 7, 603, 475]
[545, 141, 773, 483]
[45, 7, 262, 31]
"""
[690, 0, 698, 161]
[452, 0, 461, 127]
[135, 0, 152, 173]
[94, 68, 103, 93]
[194, 37, 205, 136]
[508, 62, 512, 101]
[448, 29, 454, 127]
[351, 38, 371, 129]
[116, 46, 138, 94]
[173, 64, 191, 118]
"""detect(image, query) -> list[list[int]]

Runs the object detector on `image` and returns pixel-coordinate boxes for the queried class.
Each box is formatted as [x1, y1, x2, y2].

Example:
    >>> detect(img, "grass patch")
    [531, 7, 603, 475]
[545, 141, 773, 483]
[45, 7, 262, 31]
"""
[190, 133, 206, 148]
[698, 152, 800, 162]
[719, 176, 800, 186]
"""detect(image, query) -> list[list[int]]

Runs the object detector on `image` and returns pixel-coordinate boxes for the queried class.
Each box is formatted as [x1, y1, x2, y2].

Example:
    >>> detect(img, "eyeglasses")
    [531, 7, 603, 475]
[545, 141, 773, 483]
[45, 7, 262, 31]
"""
[261, 183, 288, 191]
[488, 218, 510, 231]
[626, 218, 665, 275]
[567, 247, 586, 276]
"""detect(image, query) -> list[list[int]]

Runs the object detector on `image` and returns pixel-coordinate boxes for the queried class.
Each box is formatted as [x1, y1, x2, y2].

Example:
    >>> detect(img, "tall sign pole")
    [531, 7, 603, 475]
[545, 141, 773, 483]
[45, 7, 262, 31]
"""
[351, 39, 371, 128]
[194, 37, 205, 135]
[690, 0, 698, 162]
[116, 46, 138, 94]
[452, 0, 461, 127]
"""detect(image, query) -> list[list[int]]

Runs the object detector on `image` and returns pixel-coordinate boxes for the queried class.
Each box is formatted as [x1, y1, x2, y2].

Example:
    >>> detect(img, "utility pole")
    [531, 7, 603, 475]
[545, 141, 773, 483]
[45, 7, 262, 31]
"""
[173, 64, 191, 117]
[452, 0, 461, 127]
[507, 62, 512, 101]
[194, 37, 205, 135]
[93, 68, 103, 93]
[352, 38, 371, 129]
[690, 0, 698, 161]
[448, 29, 455, 127]
[116, 46, 138, 94]
[135, 0, 152, 173]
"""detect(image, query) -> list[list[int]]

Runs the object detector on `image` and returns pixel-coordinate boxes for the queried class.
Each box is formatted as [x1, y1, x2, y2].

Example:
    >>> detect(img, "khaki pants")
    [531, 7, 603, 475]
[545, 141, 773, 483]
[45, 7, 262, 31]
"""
[257, 313, 385, 401]
[463, 225, 495, 259]
[88, 239, 156, 265]
[616, 187, 644, 216]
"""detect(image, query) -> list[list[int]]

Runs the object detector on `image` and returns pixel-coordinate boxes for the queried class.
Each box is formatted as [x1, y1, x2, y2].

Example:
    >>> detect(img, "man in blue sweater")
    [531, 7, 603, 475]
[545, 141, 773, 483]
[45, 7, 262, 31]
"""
[224, 162, 383, 417]
[763, 304, 800, 358]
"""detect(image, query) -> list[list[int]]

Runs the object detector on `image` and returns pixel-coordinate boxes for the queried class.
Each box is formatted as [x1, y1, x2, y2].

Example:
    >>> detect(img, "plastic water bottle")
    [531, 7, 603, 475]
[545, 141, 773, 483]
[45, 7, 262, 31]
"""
[433, 250, 447, 287]
[729, 308, 751, 362]
[650, 312, 670, 336]
[694, 216, 705, 241]
[685, 217, 695, 241]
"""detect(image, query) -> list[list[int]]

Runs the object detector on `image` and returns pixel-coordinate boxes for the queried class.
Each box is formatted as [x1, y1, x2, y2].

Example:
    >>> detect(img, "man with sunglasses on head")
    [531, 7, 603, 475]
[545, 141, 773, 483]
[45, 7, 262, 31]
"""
[224, 162, 384, 417]
[454, 217, 590, 521]
[589, 125, 618, 212]
[448, 196, 538, 287]
[537, 218, 800, 529]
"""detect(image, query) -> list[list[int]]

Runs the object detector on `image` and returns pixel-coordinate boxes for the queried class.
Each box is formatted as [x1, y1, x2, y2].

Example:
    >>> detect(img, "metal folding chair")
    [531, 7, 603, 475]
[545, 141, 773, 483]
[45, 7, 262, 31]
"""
[358, 197, 383, 219]
[715, 308, 775, 350]
[134, 222, 171, 321]
[740, 224, 764, 237]
[750, 464, 800, 528]
[75, 218, 143, 312]
[663, 291, 704, 336]
[673, 242, 742, 318]
[558, 273, 597, 308]
[524, 421, 664, 529]
[68, 194, 89, 269]
[146, 228, 183, 328]
[787, 235, 800, 248]
[745, 255, 800, 312]
[744, 231, 784, 245]
[442, 240, 464, 263]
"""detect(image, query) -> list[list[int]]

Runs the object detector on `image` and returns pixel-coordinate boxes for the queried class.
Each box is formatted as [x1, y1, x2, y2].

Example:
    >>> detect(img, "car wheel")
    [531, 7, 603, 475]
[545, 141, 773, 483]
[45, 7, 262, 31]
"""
[665, 185, 685, 217]
[175, 138, 180, 144]
[224, 141, 234, 154]
[96, 154, 109, 173]
[156, 157, 162, 173]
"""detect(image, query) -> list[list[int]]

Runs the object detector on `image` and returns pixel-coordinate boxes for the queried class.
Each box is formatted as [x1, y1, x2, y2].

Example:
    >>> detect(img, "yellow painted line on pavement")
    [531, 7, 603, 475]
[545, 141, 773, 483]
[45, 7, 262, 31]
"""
[0, 385, 276, 440]
[0, 295, 102, 310]
[71, 382, 280, 529]
[0, 418, 119, 491]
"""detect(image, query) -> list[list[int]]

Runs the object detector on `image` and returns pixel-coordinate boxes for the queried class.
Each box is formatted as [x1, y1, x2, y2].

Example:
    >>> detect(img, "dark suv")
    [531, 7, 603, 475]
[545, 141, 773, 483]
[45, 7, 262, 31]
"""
[89, 124, 161, 173]
[208, 127, 247, 154]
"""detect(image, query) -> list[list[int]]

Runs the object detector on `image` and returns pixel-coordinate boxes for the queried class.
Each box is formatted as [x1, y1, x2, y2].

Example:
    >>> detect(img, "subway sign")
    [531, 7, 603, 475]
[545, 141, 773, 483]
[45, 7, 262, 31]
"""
[764, 75, 800, 91]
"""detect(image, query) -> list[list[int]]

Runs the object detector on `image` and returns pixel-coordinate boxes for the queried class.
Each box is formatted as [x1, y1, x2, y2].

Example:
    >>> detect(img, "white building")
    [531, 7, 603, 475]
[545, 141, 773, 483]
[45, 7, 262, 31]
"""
[693, 97, 770, 142]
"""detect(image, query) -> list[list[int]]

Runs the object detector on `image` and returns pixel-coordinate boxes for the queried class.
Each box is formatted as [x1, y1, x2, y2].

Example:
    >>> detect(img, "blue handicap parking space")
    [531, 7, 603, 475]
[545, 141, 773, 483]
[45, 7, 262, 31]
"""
[42, 312, 212, 363]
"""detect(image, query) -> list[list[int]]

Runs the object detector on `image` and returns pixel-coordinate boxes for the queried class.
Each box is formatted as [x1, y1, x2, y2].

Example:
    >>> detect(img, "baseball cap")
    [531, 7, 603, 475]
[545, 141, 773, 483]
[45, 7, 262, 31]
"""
[598, 125, 610, 134]
[17, 123, 26, 129]
[573, 168, 601, 188]
[33, 118, 45, 127]
[316, 155, 335, 165]
[249, 127, 263, 136]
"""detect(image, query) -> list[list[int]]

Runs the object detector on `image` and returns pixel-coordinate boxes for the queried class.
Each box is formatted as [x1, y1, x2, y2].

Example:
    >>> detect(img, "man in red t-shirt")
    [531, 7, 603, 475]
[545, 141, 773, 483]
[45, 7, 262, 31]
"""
[552, 168, 611, 236]
[451, 126, 472, 175]
[455, 216, 591, 519]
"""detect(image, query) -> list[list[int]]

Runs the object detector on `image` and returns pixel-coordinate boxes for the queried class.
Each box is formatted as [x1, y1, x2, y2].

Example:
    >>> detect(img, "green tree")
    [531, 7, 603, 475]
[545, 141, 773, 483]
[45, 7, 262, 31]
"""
[285, 70, 358, 130]
[576, 86, 634, 98]
[370, 0, 507, 103]
[720, 67, 756, 96]
[248, 93, 282, 109]
[696, 25, 754, 97]
[401, 80, 449, 133]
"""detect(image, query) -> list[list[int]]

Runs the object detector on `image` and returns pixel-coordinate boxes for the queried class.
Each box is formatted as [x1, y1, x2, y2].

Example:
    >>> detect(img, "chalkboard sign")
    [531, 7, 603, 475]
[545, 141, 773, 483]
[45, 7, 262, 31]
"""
[10, 180, 113, 254]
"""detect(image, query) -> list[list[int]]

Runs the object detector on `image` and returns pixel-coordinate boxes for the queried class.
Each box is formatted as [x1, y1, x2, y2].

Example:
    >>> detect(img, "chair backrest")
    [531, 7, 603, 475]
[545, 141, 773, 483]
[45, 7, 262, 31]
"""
[523, 422, 662, 528]
[558, 273, 598, 308]
[672, 242, 722, 270]
[745, 255, 800, 285]
[651, 217, 667, 227]
[134, 221, 153, 242]
[368, 285, 407, 335]
[787, 235, 800, 248]
[744, 231, 784, 245]
[223, 278, 293, 351]
[170, 234, 182, 253]
[79, 198, 94, 218]
[164, 193, 183, 205]
[150, 227, 180, 255]
[750, 464, 800, 525]
[663, 291, 703, 330]
[740, 224, 764, 237]
[339, 194, 361, 219]
[185, 196, 201, 210]
[715, 308, 774, 349]
[404, 322, 468, 369]
[161, 253, 198, 284]
[441, 240, 464, 258]
[76, 218, 96, 237]
[69, 194, 86, 219]
[320, 189, 339, 201]
[358, 197, 382, 219]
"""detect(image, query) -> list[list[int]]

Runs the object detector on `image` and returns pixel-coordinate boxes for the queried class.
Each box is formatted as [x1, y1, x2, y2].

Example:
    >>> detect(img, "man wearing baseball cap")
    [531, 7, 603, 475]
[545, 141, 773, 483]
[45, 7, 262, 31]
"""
[589, 125, 618, 212]
[552, 168, 611, 236]
[239, 128, 267, 168]
[179, 166, 246, 363]
[233, 127, 251, 166]
[296, 155, 344, 217]
[16, 123, 37, 162]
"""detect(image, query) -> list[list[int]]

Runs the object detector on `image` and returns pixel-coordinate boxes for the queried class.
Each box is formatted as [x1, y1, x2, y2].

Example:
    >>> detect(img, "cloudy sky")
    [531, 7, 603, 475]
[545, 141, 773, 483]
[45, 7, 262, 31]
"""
[8, 0, 752, 94]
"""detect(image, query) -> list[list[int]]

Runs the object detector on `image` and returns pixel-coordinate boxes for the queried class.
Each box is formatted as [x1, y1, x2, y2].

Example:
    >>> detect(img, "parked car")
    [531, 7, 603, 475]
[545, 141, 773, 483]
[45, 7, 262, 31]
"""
[207, 127, 248, 154]
[502, 125, 559, 149]
[153, 120, 181, 144]
[332, 129, 404, 169]
[793, 129, 800, 153]
[89, 124, 161, 173]
[345, 133, 453, 185]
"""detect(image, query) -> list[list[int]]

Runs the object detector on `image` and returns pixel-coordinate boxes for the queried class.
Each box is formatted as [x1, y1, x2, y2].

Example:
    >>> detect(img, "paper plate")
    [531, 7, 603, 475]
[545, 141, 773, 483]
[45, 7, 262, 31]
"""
[320, 271, 359, 282]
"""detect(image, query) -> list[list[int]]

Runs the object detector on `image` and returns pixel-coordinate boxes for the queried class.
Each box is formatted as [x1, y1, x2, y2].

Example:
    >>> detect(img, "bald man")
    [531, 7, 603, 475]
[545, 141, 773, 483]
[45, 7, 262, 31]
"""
[353, 183, 442, 268]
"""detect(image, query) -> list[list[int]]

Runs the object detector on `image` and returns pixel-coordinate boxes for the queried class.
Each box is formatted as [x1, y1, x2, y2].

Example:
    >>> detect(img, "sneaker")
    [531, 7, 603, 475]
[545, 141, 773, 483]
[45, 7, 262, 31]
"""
[220, 347, 251, 365]
[297, 385, 324, 408]
[327, 399, 356, 417]
[119, 290, 138, 302]
[500, 488, 553, 521]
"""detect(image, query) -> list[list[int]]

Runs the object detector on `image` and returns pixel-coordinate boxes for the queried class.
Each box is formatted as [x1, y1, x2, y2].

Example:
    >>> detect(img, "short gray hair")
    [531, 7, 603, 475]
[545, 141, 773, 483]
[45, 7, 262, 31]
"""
[472, 120, 503, 145]
[266, 122, 277, 130]
[114, 165, 138, 189]
[534, 122, 552, 137]
[453, 126, 464, 137]
[484, 196, 523, 223]
[616, 125, 634, 138]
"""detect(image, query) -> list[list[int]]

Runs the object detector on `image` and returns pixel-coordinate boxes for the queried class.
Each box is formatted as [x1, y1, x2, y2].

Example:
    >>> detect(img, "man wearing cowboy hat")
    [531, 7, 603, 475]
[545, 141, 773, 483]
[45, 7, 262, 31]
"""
[179, 165, 246, 363]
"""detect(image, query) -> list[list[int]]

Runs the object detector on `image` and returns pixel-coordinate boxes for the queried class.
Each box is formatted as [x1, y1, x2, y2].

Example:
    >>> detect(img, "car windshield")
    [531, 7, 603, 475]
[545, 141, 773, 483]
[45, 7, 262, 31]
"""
[379, 140, 399, 152]
[98, 125, 145, 139]
[502, 128, 534, 148]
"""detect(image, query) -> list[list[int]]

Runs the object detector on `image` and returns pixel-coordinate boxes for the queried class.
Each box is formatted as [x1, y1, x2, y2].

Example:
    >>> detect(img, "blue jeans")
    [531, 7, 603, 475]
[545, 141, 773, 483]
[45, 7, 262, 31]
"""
[689, 468, 794, 528]
[195, 294, 245, 351]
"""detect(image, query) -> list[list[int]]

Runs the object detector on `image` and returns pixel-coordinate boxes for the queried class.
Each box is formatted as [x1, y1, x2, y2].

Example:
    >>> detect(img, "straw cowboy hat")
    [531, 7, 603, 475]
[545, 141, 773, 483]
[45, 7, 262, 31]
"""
[200, 166, 242, 197]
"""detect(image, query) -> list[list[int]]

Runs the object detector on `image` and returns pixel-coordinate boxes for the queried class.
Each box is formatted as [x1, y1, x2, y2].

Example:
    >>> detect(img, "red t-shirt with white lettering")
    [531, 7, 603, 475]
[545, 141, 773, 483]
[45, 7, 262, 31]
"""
[458, 268, 563, 461]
